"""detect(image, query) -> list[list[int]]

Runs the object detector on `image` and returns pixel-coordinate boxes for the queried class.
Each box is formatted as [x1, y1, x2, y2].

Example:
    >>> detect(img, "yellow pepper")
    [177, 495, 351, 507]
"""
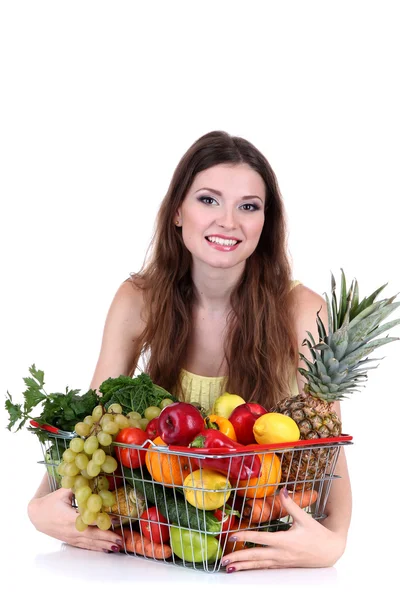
[204, 415, 237, 441]
[183, 469, 231, 510]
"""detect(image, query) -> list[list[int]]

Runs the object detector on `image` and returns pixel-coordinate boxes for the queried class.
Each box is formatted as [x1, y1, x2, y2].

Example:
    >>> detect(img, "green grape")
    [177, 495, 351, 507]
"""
[102, 421, 119, 435]
[64, 462, 80, 477]
[100, 413, 114, 427]
[102, 455, 118, 474]
[62, 448, 77, 463]
[127, 411, 141, 421]
[87, 460, 101, 477]
[114, 414, 129, 429]
[87, 493, 103, 512]
[75, 485, 92, 504]
[160, 398, 174, 409]
[92, 405, 104, 422]
[92, 448, 106, 466]
[107, 403, 123, 414]
[96, 512, 112, 531]
[84, 435, 99, 455]
[139, 418, 149, 431]
[81, 508, 98, 525]
[80, 468, 93, 480]
[75, 453, 89, 470]
[74, 475, 90, 490]
[56, 462, 67, 476]
[96, 475, 109, 491]
[127, 418, 141, 429]
[69, 438, 85, 453]
[97, 431, 112, 447]
[76, 499, 87, 513]
[75, 515, 88, 531]
[61, 475, 76, 489]
[75, 422, 91, 437]
[99, 489, 116, 507]
[144, 406, 161, 420]
[83, 415, 94, 426]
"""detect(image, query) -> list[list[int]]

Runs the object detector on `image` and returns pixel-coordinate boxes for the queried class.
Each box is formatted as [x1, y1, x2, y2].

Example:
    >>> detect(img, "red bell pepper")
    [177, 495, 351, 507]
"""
[189, 429, 261, 481]
[214, 506, 240, 540]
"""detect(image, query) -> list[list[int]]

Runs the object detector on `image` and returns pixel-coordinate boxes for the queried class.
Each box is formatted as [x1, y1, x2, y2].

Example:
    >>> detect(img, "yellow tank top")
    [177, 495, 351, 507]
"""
[175, 280, 302, 412]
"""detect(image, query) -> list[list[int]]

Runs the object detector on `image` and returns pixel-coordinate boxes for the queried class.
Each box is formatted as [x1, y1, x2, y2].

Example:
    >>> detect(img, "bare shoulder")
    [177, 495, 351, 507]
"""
[291, 283, 326, 312]
[291, 283, 329, 340]
[112, 277, 146, 327]
[89, 277, 147, 391]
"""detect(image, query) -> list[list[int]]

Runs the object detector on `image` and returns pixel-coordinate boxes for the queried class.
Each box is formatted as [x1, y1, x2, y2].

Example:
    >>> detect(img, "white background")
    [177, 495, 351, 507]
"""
[1, 1, 399, 597]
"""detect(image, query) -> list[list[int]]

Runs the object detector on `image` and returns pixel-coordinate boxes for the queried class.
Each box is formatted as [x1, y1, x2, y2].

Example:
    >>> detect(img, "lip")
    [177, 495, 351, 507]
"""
[205, 234, 242, 241]
[205, 237, 242, 252]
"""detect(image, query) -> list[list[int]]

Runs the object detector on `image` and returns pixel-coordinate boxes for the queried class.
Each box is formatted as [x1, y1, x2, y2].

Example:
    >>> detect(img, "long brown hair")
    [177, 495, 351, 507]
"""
[129, 131, 298, 409]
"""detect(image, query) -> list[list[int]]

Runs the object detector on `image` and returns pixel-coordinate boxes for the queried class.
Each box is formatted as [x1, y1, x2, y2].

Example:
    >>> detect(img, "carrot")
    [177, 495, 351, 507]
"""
[120, 528, 173, 559]
[243, 489, 318, 523]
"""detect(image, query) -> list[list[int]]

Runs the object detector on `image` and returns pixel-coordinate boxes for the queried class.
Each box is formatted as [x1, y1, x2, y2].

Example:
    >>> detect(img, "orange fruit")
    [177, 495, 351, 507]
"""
[145, 436, 191, 486]
[236, 452, 281, 498]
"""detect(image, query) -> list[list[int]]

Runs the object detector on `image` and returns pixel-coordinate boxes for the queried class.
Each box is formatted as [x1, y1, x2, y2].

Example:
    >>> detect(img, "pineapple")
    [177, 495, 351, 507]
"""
[275, 269, 400, 488]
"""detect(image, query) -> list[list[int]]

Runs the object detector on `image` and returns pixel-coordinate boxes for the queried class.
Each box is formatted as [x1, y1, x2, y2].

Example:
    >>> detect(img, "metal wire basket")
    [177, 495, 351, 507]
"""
[37, 431, 352, 573]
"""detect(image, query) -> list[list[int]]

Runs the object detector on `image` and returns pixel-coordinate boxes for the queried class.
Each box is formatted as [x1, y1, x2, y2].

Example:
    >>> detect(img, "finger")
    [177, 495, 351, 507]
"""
[53, 487, 74, 502]
[278, 487, 310, 524]
[222, 546, 276, 566]
[223, 558, 279, 573]
[73, 528, 125, 553]
[223, 528, 285, 548]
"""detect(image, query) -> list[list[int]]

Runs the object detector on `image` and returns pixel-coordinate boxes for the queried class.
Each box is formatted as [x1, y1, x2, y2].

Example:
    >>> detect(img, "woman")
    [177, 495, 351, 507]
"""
[28, 131, 351, 570]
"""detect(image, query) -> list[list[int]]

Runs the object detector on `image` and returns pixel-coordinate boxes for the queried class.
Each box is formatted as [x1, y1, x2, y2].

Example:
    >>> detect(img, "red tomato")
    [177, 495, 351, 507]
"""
[139, 507, 170, 543]
[114, 427, 148, 468]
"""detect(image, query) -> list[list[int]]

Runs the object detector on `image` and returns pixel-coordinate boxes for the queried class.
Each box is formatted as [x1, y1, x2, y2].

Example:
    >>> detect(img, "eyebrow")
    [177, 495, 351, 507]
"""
[195, 187, 264, 203]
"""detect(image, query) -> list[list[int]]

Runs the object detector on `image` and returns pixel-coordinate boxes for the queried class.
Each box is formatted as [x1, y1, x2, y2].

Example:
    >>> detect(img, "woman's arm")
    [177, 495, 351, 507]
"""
[27, 279, 146, 552]
[292, 284, 352, 536]
[321, 401, 352, 536]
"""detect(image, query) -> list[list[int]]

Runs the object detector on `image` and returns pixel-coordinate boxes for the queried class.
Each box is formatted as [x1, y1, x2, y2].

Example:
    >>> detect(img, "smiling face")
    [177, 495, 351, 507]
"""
[176, 163, 266, 270]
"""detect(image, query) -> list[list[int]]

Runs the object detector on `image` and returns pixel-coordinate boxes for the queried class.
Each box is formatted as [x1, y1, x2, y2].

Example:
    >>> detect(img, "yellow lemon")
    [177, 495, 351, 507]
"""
[183, 469, 231, 510]
[212, 392, 246, 419]
[253, 413, 300, 445]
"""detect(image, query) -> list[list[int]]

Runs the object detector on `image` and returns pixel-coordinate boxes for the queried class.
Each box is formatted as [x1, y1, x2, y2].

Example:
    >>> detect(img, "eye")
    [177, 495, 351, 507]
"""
[198, 195, 218, 205]
[240, 203, 260, 211]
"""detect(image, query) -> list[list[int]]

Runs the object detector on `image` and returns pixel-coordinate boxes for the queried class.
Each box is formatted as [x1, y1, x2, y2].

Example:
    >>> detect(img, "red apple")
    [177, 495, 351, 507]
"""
[158, 403, 205, 445]
[228, 403, 268, 445]
[145, 417, 159, 440]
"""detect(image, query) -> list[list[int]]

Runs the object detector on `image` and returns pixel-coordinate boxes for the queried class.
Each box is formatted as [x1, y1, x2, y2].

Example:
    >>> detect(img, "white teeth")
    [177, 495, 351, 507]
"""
[207, 236, 239, 247]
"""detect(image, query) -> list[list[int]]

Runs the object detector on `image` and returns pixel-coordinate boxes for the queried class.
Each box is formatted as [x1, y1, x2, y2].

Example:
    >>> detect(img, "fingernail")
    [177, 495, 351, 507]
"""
[111, 545, 120, 552]
[115, 539, 123, 546]
[228, 536, 237, 542]
[222, 559, 230, 566]
[227, 567, 236, 573]
[282, 487, 289, 497]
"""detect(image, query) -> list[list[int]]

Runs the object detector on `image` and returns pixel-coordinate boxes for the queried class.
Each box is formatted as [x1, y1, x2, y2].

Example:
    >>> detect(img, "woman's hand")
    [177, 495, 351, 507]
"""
[28, 487, 124, 553]
[221, 488, 347, 572]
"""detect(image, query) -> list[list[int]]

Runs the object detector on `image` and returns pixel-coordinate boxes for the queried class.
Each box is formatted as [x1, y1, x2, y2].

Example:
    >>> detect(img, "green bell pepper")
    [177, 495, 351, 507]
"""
[170, 526, 222, 563]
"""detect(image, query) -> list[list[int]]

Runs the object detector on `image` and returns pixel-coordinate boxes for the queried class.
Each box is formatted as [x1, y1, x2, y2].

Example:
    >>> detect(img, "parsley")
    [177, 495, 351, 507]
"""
[5, 364, 99, 434]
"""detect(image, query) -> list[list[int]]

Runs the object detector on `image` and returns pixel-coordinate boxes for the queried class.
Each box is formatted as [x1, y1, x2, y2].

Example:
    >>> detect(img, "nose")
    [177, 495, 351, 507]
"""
[215, 206, 238, 230]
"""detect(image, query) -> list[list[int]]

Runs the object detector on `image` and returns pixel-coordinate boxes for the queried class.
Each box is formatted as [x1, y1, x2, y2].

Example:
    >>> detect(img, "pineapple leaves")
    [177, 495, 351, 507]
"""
[338, 268, 348, 326]
[348, 305, 400, 348]
[350, 278, 360, 320]
[324, 292, 333, 335]
[297, 270, 400, 402]
[353, 282, 389, 319]
[340, 336, 399, 370]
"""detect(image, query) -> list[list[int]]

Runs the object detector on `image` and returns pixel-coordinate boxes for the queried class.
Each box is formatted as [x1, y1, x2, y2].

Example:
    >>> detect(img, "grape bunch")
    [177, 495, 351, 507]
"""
[56, 402, 130, 532]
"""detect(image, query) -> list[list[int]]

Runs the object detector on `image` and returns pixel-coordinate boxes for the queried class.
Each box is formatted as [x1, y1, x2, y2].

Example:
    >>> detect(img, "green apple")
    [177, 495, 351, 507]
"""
[212, 392, 246, 419]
